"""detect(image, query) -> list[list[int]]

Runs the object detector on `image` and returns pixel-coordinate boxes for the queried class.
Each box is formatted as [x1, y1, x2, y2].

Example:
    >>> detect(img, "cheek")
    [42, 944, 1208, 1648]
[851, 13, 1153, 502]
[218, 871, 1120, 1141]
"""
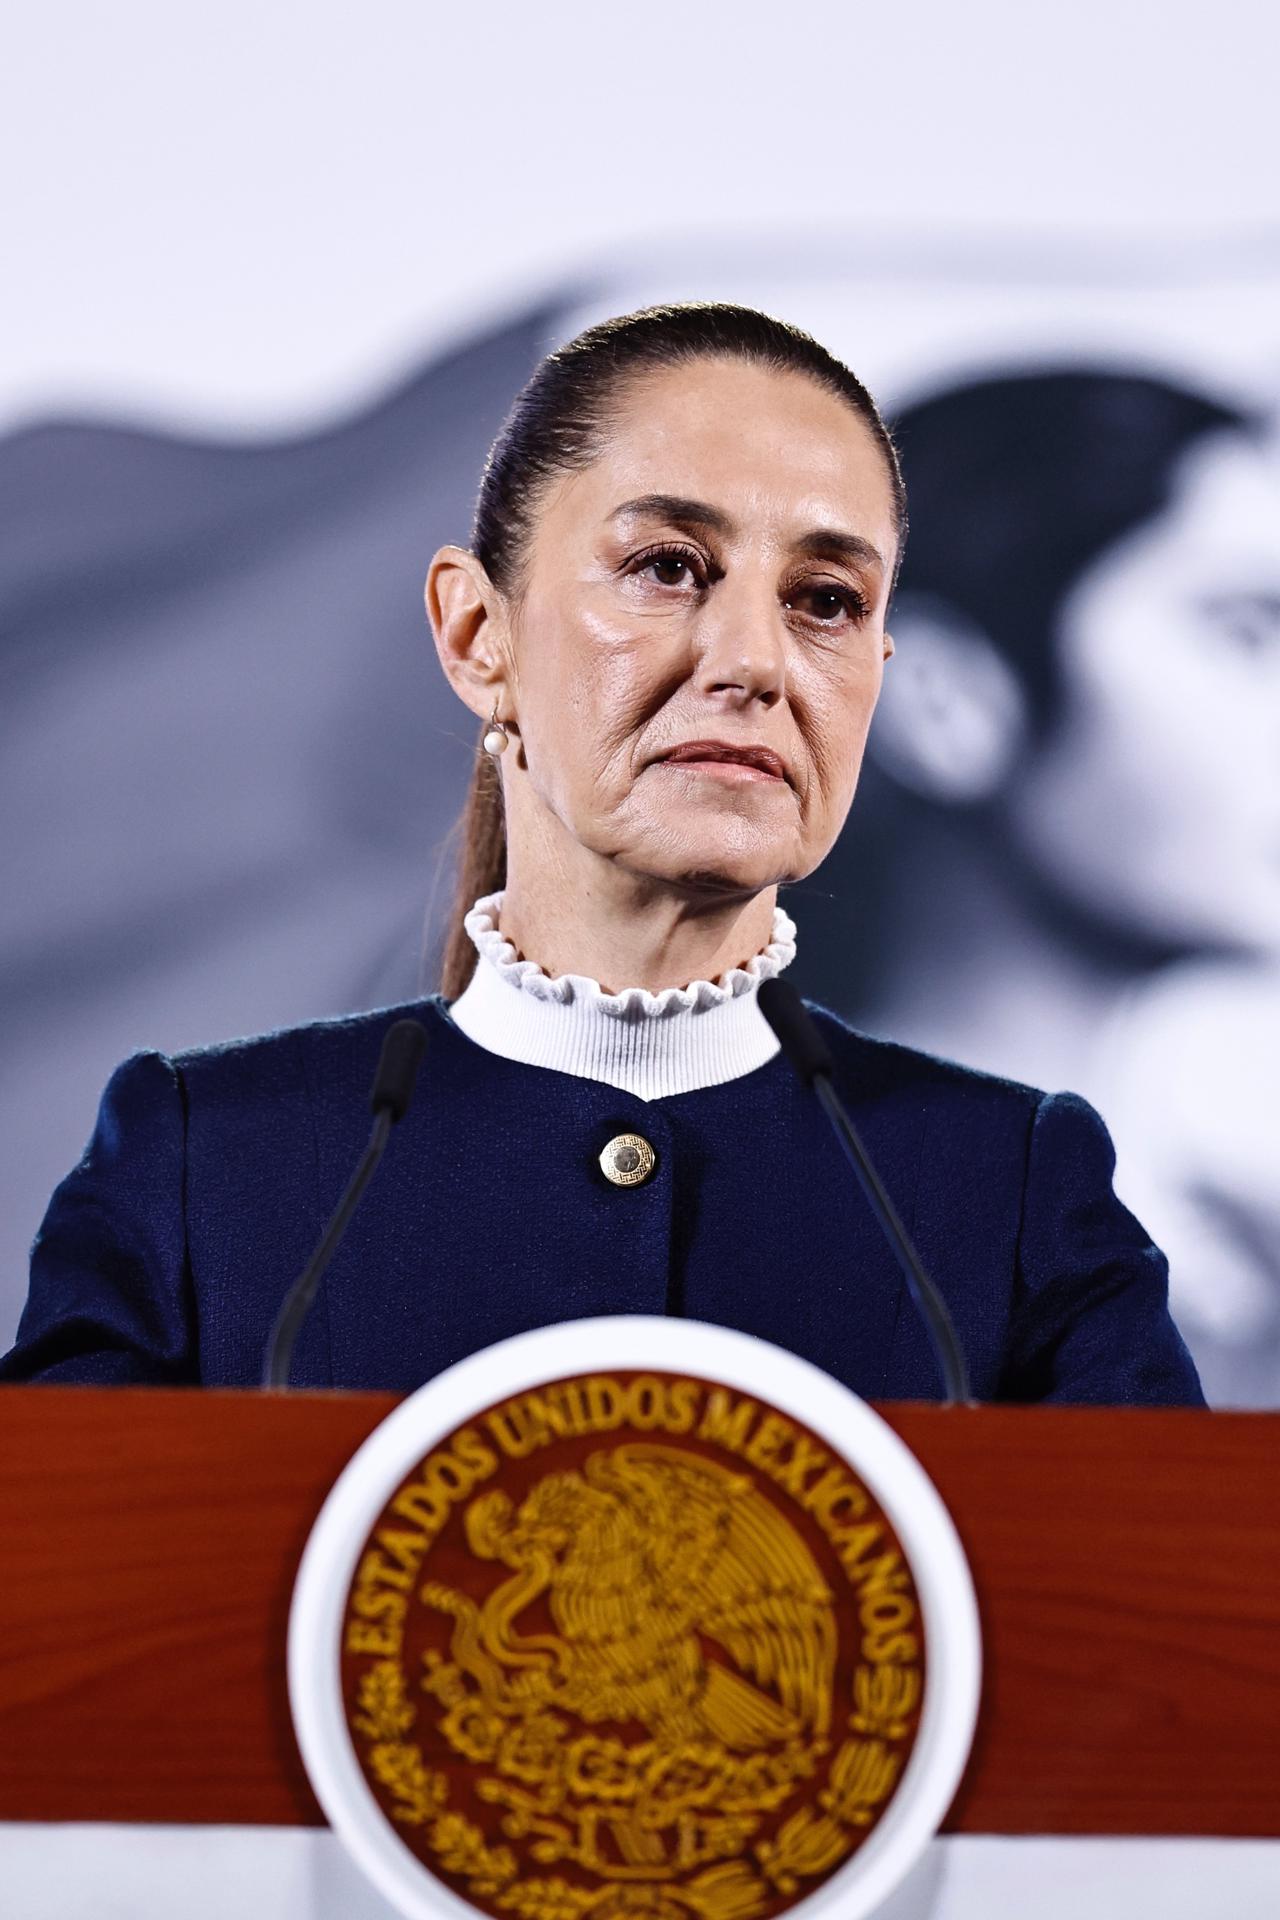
[516, 605, 684, 795]
[799, 654, 884, 817]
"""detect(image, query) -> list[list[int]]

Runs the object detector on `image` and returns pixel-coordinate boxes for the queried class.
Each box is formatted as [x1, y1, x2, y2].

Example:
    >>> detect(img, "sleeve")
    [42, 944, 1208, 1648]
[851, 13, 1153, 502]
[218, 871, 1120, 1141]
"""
[998, 1088, 1206, 1407]
[0, 1051, 199, 1385]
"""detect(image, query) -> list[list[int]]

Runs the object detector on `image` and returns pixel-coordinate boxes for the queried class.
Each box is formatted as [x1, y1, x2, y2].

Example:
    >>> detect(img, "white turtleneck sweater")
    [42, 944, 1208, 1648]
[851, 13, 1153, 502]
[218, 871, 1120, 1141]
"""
[447, 890, 798, 1101]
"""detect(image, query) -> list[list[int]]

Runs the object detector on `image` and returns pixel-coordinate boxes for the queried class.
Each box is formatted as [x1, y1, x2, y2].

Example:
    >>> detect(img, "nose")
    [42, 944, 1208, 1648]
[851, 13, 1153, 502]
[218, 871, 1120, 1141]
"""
[690, 571, 786, 710]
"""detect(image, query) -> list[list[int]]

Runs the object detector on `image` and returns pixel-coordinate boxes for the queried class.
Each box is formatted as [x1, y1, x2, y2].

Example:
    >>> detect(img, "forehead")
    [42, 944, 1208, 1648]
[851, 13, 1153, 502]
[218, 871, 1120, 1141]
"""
[543, 356, 898, 552]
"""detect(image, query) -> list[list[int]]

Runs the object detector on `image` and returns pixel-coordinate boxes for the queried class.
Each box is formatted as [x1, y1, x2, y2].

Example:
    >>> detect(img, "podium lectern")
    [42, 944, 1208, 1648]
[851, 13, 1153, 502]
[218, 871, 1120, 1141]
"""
[1, 1389, 1277, 1837]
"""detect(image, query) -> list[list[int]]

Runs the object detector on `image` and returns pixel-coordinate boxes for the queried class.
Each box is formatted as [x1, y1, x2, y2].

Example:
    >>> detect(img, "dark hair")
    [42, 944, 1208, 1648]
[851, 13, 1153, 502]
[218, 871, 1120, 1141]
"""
[441, 301, 907, 998]
[890, 368, 1250, 733]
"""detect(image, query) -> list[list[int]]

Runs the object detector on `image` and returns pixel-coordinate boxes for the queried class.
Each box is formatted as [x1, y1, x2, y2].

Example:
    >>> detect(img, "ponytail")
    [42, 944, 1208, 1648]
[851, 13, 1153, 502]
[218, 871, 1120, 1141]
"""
[439, 741, 506, 1001]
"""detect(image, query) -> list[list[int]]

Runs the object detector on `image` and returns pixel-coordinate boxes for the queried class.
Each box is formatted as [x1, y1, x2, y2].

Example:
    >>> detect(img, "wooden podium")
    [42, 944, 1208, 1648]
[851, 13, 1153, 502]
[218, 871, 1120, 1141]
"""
[1, 1387, 1277, 1837]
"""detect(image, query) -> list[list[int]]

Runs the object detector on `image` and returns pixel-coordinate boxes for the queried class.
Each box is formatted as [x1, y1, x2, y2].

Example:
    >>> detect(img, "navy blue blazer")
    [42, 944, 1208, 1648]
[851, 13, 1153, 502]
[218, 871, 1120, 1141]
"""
[0, 997, 1204, 1405]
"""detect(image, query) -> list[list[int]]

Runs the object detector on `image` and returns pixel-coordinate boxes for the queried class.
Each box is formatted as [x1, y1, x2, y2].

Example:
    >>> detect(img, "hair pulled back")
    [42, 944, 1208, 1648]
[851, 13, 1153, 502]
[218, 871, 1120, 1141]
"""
[440, 301, 906, 999]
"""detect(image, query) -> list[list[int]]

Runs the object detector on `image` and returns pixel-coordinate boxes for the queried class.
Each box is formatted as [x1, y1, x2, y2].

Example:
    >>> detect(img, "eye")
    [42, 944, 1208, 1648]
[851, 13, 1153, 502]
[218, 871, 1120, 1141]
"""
[782, 578, 871, 626]
[626, 542, 710, 590]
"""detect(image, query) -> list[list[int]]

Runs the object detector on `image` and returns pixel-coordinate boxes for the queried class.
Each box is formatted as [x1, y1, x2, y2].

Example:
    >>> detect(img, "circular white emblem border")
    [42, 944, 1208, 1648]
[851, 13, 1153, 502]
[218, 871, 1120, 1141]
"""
[290, 1316, 981, 1920]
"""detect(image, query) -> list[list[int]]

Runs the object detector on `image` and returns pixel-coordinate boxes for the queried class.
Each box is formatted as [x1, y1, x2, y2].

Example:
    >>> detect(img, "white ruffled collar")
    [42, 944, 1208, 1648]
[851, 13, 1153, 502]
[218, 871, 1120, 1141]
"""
[447, 890, 797, 1100]
[463, 891, 797, 1016]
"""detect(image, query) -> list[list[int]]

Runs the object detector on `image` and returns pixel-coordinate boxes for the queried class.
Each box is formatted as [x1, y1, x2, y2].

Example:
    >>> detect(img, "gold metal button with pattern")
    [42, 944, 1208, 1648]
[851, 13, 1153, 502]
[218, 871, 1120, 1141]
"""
[599, 1133, 656, 1188]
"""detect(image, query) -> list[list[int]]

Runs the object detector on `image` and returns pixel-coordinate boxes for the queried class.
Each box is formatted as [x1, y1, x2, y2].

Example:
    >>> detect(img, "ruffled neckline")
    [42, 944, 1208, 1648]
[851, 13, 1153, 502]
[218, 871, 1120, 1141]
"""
[462, 891, 798, 1022]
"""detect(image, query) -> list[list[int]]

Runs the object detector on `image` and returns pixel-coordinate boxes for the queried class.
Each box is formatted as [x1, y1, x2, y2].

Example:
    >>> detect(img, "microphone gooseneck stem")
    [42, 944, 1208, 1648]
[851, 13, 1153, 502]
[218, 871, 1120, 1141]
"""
[812, 1073, 971, 1406]
[262, 1108, 392, 1390]
[261, 1017, 428, 1391]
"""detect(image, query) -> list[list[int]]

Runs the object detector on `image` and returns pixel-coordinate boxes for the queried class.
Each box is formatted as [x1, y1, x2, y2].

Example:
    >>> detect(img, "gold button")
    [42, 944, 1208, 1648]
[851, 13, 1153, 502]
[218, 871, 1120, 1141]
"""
[599, 1133, 656, 1188]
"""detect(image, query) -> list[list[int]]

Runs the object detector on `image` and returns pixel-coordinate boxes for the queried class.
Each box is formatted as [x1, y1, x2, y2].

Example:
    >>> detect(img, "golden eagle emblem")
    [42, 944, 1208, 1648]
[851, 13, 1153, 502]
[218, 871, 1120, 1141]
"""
[340, 1375, 925, 1920]
[414, 1444, 836, 1893]
[426, 1443, 836, 1753]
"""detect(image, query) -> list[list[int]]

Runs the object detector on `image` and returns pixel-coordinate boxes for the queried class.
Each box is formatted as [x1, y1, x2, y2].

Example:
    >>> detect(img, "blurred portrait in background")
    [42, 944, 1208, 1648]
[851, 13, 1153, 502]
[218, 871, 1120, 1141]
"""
[801, 366, 1280, 1404]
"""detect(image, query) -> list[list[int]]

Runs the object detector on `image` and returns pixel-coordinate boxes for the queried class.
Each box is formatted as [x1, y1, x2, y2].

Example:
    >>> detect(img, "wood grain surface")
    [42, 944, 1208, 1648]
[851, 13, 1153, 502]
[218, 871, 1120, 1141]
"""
[0, 1388, 1275, 1834]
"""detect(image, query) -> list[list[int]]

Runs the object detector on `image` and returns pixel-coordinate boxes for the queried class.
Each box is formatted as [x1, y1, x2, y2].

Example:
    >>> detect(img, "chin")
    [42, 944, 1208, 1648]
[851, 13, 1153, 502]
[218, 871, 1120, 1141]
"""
[639, 841, 798, 899]
[666, 867, 779, 896]
[607, 807, 808, 898]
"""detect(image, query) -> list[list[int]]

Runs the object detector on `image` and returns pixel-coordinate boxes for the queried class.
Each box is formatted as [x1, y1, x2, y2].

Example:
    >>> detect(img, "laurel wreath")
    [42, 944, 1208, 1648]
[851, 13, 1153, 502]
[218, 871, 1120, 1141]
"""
[351, 1644, 921, 1920]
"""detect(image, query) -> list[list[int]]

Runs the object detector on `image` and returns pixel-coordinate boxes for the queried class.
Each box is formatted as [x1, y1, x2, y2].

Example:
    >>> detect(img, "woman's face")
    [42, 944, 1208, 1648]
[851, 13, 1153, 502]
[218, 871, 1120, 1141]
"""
[498, 357, 898, 899]
[1011, 431, 1280, 952]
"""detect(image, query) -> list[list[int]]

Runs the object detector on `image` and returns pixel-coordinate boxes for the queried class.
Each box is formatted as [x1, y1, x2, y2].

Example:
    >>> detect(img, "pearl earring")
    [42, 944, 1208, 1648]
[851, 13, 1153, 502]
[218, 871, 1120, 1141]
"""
[482, 702, 509, 757]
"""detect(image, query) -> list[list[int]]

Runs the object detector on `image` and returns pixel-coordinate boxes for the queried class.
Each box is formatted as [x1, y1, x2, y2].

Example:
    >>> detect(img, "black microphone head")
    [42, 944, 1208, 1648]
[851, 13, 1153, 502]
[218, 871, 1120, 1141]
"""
[757, 978, 835, 1086]
[370, 1019, 429, 1123]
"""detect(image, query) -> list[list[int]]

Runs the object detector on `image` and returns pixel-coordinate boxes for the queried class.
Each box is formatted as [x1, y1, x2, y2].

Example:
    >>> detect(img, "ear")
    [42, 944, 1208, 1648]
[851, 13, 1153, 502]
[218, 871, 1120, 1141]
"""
[425, 545, 511, 722]
[869, 593, 1028, 802]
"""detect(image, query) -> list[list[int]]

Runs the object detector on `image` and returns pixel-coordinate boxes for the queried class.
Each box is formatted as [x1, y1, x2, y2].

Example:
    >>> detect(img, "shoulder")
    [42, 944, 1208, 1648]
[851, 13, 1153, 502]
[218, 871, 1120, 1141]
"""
[804, 999, 1048, 1123]
[805, 1002, 1121, 1175]
[162, 996, 449, 1107]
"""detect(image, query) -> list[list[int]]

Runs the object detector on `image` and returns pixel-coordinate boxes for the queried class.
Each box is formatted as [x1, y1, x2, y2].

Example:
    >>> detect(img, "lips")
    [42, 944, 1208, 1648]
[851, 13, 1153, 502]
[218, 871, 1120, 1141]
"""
[655, 740, 791, 784]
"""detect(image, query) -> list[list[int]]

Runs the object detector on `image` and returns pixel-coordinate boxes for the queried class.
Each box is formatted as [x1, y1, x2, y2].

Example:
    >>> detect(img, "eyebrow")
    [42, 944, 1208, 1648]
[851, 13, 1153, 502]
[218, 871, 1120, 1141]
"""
[607, 493, 886, 574]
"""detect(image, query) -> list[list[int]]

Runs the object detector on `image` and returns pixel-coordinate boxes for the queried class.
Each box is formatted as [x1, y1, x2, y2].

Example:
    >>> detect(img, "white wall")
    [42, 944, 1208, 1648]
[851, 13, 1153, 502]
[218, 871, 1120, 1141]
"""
[2, 0, 1276, 434]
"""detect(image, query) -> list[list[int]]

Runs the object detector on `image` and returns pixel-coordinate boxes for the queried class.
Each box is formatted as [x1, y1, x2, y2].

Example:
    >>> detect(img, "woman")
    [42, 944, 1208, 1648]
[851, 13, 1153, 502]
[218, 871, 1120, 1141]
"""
[0, 305, 1203, 1405]
[803, 367, 1280, 1072]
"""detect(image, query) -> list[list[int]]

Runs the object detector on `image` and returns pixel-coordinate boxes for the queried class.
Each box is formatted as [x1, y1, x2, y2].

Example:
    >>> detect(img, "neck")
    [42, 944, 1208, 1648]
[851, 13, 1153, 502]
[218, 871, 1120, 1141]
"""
[447, 888, 797, 1101]
[498, 858, 779, 999]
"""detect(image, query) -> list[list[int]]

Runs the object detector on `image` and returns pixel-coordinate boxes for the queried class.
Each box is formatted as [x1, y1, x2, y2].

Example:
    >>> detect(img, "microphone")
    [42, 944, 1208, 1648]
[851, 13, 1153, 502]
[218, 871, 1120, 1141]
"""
[758, 978, 971, 1405]
[262, 1018, 429, 1390]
